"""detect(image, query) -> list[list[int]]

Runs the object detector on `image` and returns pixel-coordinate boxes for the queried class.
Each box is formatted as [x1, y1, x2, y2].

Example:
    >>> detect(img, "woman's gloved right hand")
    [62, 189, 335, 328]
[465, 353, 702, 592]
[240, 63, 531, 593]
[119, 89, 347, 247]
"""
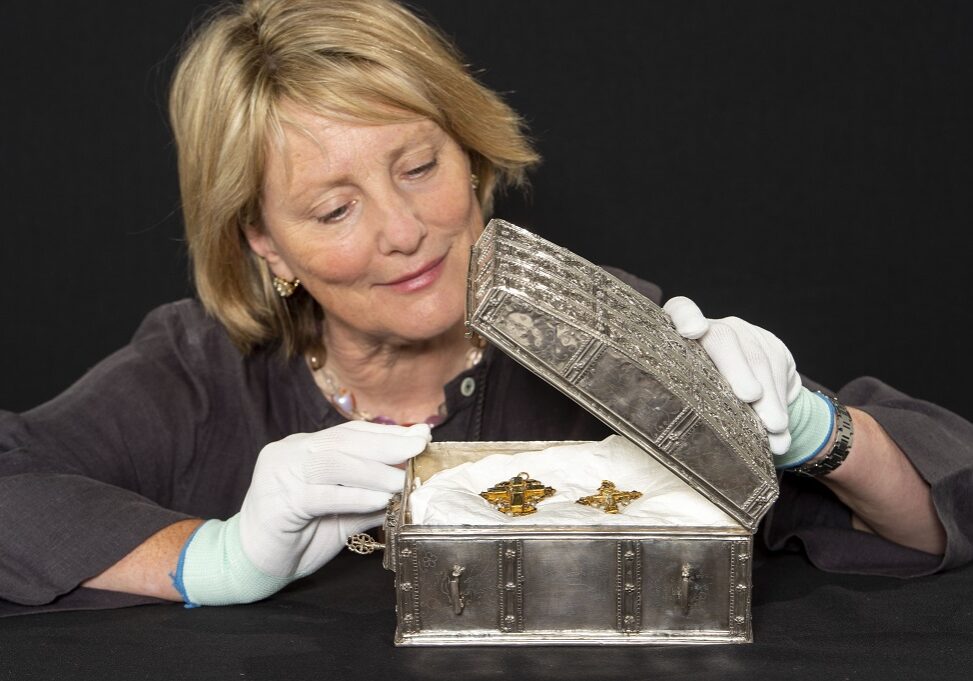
[662, 296, 835, 469]
[172, 421, 432, 606]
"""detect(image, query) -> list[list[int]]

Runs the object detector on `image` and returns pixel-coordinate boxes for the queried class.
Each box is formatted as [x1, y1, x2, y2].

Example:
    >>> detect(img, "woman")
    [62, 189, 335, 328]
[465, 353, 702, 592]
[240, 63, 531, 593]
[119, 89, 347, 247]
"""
[0, 0, 968, 612]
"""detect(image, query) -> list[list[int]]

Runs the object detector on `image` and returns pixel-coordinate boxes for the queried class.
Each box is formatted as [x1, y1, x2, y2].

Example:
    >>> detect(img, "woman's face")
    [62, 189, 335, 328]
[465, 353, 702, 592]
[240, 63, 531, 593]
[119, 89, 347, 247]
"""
[248, 106, 482, 347]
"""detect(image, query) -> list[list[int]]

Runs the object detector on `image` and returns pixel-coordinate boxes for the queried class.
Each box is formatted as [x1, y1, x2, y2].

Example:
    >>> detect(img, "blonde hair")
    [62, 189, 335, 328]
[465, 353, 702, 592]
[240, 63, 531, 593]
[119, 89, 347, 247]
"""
[169, 0, 539, 355]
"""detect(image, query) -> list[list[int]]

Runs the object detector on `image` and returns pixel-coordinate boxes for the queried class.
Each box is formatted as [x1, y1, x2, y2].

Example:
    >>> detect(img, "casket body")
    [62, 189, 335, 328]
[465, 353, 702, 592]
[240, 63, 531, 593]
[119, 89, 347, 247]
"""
[386, 441, 755, 645]
[382, 220, 778, 646]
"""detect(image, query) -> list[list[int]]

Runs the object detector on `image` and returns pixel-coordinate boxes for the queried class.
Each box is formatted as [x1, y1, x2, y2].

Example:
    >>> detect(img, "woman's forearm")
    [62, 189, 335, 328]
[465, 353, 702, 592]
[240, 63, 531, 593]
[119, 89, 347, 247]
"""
[819, 408, 946, 556]
[81, 518, 204, 600]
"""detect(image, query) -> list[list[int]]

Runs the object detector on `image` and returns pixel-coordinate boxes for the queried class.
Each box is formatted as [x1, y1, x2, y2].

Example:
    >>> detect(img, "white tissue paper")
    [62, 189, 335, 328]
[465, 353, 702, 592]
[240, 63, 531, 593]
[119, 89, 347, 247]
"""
[409, 435, 737, 527]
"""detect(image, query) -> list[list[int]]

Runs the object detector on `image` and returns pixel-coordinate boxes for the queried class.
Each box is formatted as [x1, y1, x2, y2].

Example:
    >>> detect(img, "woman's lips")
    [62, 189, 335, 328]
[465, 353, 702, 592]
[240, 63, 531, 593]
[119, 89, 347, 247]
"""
[382, 254, 447, 293]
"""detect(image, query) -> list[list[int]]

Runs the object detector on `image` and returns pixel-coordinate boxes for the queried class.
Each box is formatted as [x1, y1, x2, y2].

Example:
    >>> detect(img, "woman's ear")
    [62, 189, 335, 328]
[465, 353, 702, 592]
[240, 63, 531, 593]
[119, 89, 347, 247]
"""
[244, 224, 297, 281]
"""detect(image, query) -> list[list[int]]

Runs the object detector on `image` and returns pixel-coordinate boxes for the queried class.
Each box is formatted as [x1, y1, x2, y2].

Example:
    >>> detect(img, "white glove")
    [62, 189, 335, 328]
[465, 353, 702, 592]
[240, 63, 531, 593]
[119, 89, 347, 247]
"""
[663, 296, 802, 455]
[174, 421, 431, 606]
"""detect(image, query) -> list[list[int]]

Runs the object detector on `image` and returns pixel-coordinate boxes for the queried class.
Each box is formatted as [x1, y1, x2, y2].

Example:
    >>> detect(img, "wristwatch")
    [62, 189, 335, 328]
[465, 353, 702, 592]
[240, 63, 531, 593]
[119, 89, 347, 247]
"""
[793, 394, 854, 477]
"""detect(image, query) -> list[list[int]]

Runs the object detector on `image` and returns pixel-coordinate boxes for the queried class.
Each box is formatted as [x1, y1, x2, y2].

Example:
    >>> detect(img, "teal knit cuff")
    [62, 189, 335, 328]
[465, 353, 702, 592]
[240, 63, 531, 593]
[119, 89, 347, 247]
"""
[774, 389, 835, 470]
[175, 516, 291, 607]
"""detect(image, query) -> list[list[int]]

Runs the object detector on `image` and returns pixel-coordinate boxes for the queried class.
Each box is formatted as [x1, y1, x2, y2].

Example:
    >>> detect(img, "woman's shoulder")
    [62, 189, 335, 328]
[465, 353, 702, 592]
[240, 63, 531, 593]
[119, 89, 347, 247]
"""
[120, 299, 260, 383]
[124, 299, 305, 397]
[129, 299, 256, 363]
[133, 298, 224, 345]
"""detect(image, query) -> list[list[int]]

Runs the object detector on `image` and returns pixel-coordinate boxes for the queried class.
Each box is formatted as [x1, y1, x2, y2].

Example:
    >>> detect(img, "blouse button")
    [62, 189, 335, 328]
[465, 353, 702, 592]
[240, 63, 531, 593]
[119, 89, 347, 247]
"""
[460, 377, 476, 397]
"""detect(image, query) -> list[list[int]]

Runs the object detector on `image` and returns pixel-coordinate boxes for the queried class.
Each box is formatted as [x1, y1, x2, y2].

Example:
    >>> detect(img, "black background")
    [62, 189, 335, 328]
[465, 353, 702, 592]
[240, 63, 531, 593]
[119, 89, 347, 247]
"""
[2, 1, 971, 418]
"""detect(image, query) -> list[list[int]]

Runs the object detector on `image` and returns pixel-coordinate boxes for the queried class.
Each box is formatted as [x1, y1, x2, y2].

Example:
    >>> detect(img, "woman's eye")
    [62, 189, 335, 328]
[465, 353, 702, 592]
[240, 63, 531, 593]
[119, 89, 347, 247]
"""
[316, 200, 355, 224]
[404, 158, 437, 178]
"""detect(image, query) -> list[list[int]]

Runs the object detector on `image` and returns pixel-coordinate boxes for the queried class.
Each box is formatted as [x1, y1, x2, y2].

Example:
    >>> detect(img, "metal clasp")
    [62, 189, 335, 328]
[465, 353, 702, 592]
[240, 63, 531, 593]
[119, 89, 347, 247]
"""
[448, 565, 466, 615]
[346, 533, 385, 555]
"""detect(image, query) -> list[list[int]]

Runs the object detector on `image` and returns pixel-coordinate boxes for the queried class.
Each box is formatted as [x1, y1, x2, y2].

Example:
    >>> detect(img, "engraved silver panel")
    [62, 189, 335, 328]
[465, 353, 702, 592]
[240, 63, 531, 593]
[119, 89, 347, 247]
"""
[466, 219, 778, 531]
[639, 536, 741, 634]
[519, 539, 616, 631]
[407, 539, 499, 634]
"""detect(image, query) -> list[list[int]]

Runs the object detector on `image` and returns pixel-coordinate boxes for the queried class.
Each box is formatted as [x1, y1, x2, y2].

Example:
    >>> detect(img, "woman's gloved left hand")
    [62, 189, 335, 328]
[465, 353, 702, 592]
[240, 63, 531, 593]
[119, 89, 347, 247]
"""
[662, 296, 834, 468]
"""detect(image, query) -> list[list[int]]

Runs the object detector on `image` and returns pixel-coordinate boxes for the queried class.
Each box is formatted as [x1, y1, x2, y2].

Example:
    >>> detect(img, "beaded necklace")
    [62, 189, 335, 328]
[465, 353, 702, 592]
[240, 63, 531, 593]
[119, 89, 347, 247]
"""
[308, 340, 484, 427]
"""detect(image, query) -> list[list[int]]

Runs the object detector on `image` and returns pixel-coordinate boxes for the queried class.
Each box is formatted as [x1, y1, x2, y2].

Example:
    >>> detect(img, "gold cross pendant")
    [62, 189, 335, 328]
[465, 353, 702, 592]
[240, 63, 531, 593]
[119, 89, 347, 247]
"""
[576, 480, 643, 514]
[480, 472, 556, 516]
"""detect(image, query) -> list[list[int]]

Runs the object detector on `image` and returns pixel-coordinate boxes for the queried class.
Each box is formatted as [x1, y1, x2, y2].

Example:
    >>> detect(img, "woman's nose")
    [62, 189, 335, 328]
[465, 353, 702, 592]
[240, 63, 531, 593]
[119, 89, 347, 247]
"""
[377, 194, 427, 255]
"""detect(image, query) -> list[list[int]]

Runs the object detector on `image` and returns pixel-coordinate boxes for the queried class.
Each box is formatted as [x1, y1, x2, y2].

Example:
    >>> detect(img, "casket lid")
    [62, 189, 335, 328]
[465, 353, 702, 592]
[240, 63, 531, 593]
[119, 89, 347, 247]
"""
[466, 219, 778, 532]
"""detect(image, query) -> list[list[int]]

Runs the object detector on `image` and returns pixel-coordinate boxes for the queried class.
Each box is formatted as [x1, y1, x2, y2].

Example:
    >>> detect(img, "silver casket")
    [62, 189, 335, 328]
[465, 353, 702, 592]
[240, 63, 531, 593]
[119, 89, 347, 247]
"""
[379, 219, 778, 646]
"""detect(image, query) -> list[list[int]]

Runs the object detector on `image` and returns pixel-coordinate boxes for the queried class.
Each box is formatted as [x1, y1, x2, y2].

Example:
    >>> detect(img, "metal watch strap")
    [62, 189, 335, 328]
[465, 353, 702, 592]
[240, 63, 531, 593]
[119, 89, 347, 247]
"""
[793, 394, 854, 477]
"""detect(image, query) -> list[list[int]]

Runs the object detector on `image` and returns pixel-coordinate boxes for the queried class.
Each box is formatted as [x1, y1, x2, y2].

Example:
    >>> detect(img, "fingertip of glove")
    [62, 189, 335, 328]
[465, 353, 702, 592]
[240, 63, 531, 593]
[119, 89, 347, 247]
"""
[407, 422, 433, 442]
[663, 297, 709, 339]
[678, 321, 709, 340]
[733, 382, 763, 404]
[663, 295, 694, 311]
[768, 431, 791, 455]
[338, 510, 388, 538]
[762, 412, 790, 434]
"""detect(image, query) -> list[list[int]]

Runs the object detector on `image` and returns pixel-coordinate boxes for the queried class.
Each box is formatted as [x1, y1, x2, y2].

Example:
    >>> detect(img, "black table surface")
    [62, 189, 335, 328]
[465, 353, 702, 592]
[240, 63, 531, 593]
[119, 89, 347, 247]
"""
[1, 551, 969, 681]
